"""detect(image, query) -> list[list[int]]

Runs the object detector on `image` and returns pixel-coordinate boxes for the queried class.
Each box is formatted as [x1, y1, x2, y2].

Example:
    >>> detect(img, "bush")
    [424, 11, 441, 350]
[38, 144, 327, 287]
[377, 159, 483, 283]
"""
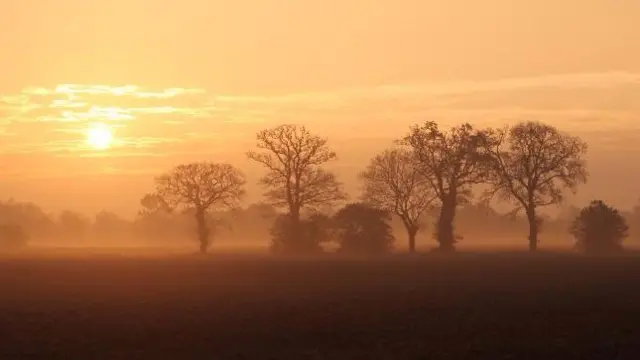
[0, 224, 29, 250]
[269, 214, 331, 254]
[570, 200, 628, 254]
[333, 203, 394, 254]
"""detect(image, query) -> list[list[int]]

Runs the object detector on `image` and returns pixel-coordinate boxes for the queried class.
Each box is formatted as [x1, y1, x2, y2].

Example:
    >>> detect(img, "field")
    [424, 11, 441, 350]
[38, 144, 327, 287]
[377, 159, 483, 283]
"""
[1, 249, 639, 359]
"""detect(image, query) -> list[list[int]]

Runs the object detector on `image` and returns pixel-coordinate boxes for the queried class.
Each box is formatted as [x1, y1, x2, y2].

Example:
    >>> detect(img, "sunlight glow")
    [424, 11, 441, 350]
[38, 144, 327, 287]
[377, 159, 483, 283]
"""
[86, 123, 114, 150]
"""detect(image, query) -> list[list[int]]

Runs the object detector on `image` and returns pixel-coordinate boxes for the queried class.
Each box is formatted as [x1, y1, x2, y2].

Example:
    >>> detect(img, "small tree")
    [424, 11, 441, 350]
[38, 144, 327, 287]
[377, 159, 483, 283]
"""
[333, 203, 394, 254]
[247, 124, 347, 252]
[154, 162, 246, 253]
[403, 122, 490, 251]
[570, 200, 628, 254]
[360, 148, 437, 252]
[484, 121, 588, 251]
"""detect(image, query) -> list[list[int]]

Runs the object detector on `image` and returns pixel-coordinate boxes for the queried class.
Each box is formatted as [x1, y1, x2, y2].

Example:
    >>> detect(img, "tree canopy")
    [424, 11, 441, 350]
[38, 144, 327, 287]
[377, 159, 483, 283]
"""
[403, 121, 490, 251]
[360, 148, 436, 252]
[484, 121, 588, 251]
[154, 162, 246, 253]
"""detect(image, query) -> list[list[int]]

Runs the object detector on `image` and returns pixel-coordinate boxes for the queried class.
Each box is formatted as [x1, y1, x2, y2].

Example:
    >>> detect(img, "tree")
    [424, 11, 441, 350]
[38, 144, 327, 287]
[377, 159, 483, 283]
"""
[92, 211, 131, 239]
[360, 148, 437, 253]
[138, 193, 171, 216]
[247, 124, 347, 251]
[134, 193, 184, 242]
[570, 200, 628, 254]
[154, 162, 246, 253]
[484, 121, 588, 251]
[0, 199, 55, 239]
[333, 203, 394, 254]
[57, 210, 90, 240]
[402, 122, 490, 251]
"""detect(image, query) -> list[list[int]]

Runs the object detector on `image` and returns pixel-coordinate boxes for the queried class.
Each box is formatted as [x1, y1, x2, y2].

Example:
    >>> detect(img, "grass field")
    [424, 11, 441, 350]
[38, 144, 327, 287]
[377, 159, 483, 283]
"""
[1, 249, 639, 359]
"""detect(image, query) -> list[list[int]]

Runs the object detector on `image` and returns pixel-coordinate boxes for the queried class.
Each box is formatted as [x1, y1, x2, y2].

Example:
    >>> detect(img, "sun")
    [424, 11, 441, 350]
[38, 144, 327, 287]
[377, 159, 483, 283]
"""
[86, 123, 114, 150]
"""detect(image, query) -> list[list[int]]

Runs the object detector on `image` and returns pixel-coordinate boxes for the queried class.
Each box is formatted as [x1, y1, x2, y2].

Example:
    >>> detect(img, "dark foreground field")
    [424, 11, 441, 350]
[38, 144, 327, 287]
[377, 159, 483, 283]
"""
[1, 251, 639, 359]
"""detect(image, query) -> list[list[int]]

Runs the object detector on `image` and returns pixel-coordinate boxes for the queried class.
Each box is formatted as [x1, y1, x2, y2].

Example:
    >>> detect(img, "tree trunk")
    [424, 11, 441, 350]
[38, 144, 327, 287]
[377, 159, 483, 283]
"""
[195, 210, 209, 254]
[408, 228, 417, 253]
[436, 193, 457, 252]
[287, 205, 311, 252]
[526, 207, 538, 252]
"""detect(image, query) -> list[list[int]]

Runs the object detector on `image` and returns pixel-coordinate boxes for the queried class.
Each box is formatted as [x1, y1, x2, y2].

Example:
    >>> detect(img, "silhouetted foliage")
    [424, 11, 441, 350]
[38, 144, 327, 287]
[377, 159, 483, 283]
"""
[154, 162, 246, 253]
[92, 211, 131, 239]
[360, 148, 436, 252]
[402, 122, 490, 251]
[269, 213, 332, 254]
[138, 193, 171, 216]
[57, 210, 90, 240]
[0, 224, 29, 250]
[484, 121, 588, 251]
[248, 124, 347, 253]
[0, 199, 54, 239]
[570, 200, 628, 254]
[333, 203, 394, 254]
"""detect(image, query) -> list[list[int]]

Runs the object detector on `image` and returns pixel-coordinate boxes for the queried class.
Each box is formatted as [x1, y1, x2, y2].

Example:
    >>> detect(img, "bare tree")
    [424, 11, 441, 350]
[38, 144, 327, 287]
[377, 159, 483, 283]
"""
[154, 162, 246, 253]
[247, 124, 346, 250]
[483, 121, 588, 251]
[402, 121, 490, 251]
[360, 148, 437, 253]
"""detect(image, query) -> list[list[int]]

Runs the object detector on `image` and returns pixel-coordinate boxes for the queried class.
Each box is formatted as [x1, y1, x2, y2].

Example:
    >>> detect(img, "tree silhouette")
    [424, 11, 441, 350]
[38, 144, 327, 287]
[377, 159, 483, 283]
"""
[360, 148, 437, 253]
[484, 121, 588, 251]
[333, 203, 394, 254]
[402, 122, 489, 251]
[92, 211, 131, 239]
[0, 199, 54, 239]
[154, 162, 246, 253]
[57, 210, 90, 240]
[247, 124, 346, 252]
[139, 193, 171, 216]
[570, 200, 628, 254]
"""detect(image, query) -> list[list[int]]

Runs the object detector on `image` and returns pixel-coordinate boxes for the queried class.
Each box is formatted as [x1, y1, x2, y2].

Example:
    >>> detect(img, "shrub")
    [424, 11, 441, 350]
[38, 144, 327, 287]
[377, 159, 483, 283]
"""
[570, 200, 628, 254]
[333, 203, 394, 254]
[269, 214, 331, 254]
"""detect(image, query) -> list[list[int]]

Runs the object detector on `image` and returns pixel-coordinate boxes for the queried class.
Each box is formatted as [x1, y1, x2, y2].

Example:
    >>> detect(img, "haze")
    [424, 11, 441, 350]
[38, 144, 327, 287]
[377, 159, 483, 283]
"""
[1, 0, 640, 217]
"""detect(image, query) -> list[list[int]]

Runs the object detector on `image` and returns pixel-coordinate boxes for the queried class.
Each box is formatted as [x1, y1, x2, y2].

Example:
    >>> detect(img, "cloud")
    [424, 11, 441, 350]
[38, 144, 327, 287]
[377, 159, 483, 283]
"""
[0, 71, 639, 166]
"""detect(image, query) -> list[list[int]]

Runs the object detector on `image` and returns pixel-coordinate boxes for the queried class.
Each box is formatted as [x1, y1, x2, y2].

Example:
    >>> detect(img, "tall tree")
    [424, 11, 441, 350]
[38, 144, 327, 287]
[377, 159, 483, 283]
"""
[484, 121, 588, 251]
[247, 124, 346, 250]
[360, 148, 437, 253]
[154, 162, 246, 253]
[402, 122, 490, 251]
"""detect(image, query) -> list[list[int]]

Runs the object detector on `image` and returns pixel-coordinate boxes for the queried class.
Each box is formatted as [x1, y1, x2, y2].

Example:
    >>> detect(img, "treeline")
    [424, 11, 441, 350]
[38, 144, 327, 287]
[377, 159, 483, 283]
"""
[1, 121, 639, 254]
[140, 121, 638, 254]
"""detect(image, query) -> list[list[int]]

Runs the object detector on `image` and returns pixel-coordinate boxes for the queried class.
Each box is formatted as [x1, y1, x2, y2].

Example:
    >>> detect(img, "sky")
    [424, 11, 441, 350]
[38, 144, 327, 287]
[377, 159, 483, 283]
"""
[1, 0, 640, 217]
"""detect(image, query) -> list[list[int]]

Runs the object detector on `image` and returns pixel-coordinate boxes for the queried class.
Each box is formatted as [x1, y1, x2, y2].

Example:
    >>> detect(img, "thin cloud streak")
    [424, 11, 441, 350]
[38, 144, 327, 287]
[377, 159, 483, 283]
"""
[0, 71, 639, 163]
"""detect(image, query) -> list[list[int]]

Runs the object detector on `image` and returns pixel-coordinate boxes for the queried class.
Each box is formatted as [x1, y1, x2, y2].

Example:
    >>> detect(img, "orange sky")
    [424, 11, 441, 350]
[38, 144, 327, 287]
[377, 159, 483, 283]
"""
[1, 0, 640, 217]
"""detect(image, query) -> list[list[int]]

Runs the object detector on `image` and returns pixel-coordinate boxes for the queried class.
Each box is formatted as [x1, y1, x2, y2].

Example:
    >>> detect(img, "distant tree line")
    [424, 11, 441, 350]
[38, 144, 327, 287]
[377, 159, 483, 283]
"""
[0, 121, 636, 255]
[142, 121, 631, 254]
